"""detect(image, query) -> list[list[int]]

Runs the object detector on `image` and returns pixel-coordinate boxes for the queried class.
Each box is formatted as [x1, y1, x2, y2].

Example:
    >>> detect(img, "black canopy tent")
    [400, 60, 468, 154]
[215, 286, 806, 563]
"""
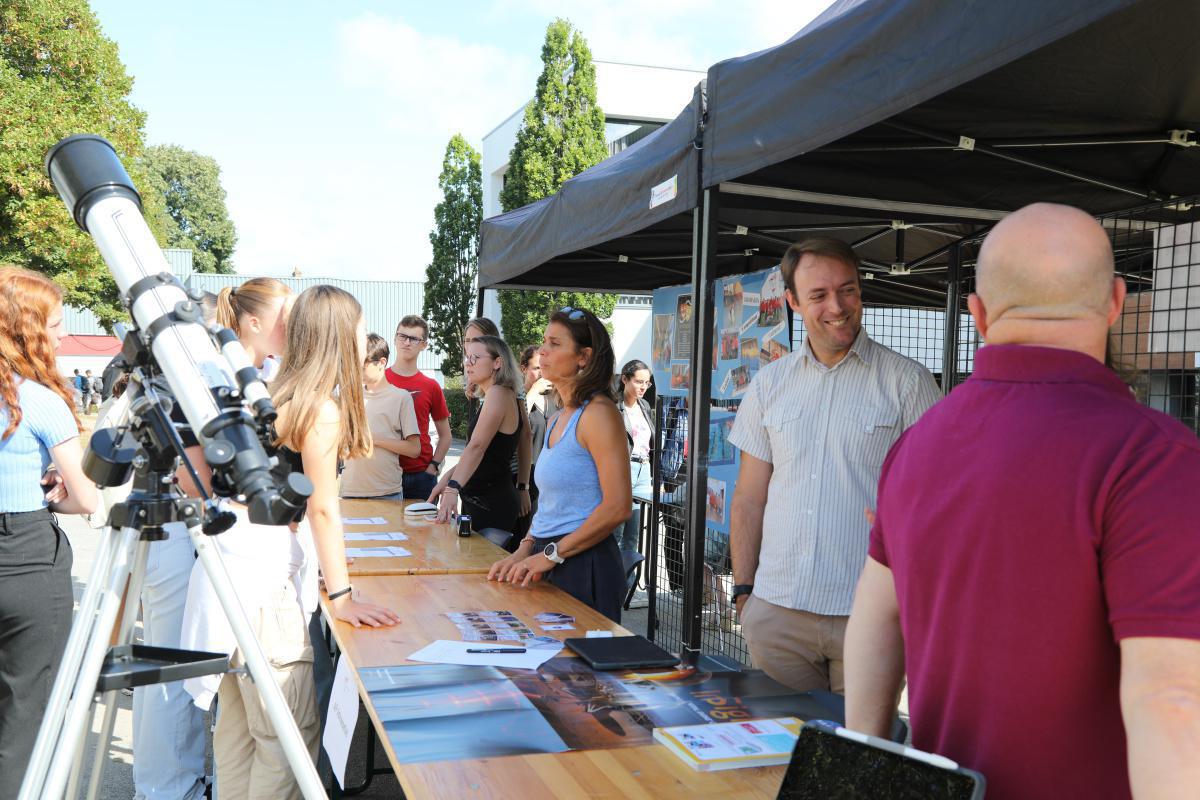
[479, 0, 1200, 661]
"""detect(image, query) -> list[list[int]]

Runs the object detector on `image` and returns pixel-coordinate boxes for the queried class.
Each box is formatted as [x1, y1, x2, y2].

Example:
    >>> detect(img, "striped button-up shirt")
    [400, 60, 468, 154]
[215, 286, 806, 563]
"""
[728, 328, 941, 615]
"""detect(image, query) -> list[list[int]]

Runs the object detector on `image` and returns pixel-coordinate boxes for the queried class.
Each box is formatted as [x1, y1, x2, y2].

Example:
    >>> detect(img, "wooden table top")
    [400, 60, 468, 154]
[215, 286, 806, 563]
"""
[340, 498, 508, 576]
[321, 574, 786, 799]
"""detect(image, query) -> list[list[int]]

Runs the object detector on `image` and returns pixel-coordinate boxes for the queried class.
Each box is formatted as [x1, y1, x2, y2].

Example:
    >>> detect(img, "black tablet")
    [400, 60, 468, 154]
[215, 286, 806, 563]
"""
[777, 720, 986, 799]
[563, 635, 680, 670]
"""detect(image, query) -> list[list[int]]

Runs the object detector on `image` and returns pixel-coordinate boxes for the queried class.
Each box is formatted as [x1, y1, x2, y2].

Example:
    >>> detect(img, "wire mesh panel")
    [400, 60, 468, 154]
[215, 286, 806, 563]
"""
[648, 396, 688, 654]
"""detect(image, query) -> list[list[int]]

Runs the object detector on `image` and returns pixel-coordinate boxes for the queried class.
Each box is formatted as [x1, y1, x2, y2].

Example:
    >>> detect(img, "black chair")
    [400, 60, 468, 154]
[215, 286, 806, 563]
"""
[621, 550, 645, 609]
[477, 528, 513, 550]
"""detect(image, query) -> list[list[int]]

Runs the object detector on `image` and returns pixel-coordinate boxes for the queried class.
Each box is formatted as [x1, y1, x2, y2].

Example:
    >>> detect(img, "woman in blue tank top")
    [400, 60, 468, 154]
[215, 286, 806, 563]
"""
[487, 307, 631, 621]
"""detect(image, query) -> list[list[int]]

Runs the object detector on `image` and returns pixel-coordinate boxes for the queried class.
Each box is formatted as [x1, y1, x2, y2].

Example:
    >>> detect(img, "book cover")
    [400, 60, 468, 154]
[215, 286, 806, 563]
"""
[653, 717, 801, 771]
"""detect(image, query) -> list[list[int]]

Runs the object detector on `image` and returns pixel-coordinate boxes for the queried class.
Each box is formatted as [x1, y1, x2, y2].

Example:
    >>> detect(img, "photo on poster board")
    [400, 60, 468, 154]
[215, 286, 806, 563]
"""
[652, 314, 674, 370]
[719, 329, 739, 360]
[674, 294, 694, 359]
[758, 270, 786, 327]
[706, 478, 727, 527]
[670, 362, 691, 391]
[722, 280, 744, 328]
[739, 337, 760, 363]
[730, 365, 753, 396]
[708, 415, 736, 466]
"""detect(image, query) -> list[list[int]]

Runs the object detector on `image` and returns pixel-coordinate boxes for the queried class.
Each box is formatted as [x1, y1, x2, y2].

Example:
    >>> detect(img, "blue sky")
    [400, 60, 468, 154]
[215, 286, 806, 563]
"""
[90, 1, 830, 281]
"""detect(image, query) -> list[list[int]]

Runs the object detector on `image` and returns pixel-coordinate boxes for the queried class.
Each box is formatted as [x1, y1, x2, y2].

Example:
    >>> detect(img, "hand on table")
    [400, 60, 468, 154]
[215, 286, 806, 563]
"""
[434, 489, 458, 524]
[508, 553, 555, 588]
[331, 592, 401, 629]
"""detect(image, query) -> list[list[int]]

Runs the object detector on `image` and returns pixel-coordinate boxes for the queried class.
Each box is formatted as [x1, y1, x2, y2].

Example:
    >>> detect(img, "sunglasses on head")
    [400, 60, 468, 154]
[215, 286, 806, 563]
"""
[559, 306, 586, 320]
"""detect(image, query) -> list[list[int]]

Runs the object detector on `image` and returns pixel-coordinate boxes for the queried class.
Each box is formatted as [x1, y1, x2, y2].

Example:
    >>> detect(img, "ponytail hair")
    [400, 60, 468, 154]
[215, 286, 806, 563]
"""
[216, 277, 291, 334]
[0, 266, 80, 438]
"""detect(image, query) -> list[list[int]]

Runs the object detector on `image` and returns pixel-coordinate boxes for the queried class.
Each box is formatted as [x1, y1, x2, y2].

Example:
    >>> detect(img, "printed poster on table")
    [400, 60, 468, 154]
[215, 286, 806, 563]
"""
[359, 659, 825, 764]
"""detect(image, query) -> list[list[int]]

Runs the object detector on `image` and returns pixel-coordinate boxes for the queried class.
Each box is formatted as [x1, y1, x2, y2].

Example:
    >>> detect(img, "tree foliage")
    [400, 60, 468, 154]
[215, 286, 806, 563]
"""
[423, 134, 482, 377]
[0, 0, 168, 327]
[497, 18, 617, 350]
[141, 144, 237, 273]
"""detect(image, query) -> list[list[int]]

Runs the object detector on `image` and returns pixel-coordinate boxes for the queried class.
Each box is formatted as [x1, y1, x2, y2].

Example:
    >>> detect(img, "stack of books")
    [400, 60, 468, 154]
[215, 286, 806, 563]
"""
[653, 717, 802, 771]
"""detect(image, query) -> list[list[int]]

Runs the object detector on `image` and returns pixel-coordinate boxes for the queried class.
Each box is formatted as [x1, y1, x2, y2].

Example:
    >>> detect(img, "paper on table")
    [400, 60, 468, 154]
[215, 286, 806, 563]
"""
[344, 531, 409, 542]
[342, 516, 388, 525]
[323, 655, 360, 788]
[407, 639, 562, 671]
[344, 546, 411, 558]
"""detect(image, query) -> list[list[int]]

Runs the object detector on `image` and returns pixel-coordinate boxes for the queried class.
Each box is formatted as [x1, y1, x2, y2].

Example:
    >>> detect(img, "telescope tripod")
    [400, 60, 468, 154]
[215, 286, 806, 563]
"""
[20, 390, 327, 800]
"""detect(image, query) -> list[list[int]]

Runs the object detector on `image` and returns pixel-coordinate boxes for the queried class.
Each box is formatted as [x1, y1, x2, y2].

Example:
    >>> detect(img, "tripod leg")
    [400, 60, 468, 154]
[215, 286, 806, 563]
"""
[19, 525, 137, 800]
[84, 539, 151, 800]
[25, 526, 143, 800]
[190, 523, 327, 800]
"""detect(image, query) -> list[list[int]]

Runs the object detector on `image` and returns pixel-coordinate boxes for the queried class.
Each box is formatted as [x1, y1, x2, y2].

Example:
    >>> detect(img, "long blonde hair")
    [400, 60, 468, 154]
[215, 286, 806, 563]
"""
[270, 285, 371, 459]
[215, 277, 291, 334]
[0, 266, 80, 438]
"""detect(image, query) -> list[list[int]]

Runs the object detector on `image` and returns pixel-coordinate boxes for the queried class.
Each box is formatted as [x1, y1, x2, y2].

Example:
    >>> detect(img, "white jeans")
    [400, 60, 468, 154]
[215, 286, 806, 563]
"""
[132, 526, 207, 800]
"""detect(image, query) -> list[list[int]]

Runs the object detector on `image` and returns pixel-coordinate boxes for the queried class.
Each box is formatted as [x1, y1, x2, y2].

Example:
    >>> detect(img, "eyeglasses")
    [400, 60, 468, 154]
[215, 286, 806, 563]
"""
[559, 307, 586, 320]
[463, 353, 495, 366]
[395, 332, 425, 346]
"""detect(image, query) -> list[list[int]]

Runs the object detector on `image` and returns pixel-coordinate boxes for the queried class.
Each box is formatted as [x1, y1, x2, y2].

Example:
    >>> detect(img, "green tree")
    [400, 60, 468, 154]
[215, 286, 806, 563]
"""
[0, 0, 169, 327]
[497, 18, 617, 350]
[141, 144, 237, 273]
[423, 134, 481, 377]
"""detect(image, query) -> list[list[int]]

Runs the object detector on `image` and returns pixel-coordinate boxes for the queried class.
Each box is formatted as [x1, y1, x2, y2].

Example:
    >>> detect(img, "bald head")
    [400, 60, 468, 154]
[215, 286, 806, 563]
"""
[976, 203, 1115, 322]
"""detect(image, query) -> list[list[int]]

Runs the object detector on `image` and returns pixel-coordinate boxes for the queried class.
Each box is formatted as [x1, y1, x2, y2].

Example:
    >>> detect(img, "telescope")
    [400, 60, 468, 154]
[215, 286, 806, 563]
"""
[44, 133, 309, 523]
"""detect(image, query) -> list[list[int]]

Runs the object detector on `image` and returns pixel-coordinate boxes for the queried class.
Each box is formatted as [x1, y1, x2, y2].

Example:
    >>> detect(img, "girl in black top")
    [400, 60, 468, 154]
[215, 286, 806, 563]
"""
[432, 335, 531, 539]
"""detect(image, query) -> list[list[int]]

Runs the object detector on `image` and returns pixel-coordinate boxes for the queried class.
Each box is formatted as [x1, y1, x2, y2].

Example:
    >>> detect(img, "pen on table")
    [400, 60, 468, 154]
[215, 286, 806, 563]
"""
[466, 647, 527, 654]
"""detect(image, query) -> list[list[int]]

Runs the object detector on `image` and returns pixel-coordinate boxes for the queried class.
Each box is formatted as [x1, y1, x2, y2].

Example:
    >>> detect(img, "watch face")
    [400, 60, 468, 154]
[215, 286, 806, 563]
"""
[543, 543, 555, 558]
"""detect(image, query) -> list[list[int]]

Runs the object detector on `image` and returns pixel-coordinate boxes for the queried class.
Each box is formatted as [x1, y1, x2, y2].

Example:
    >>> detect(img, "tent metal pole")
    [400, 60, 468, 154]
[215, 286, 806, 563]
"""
[940, 243, 963, 392]
[883, 121, 1160, 201]
[681, 187, 719, 665]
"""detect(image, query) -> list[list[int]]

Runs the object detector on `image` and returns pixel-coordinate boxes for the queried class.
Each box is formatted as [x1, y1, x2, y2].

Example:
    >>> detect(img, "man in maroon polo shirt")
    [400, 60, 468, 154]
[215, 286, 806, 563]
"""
[844, 203, 1200, 799]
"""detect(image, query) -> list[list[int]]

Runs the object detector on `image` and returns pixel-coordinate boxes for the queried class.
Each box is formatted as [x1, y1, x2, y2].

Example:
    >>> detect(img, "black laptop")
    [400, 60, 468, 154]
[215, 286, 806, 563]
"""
[564, 635, 680, 670]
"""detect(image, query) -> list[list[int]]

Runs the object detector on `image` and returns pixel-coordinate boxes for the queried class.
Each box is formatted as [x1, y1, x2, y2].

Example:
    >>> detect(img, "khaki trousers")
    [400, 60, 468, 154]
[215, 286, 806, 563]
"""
[214, 583, 319, 800]
[740, 594, 848, 693]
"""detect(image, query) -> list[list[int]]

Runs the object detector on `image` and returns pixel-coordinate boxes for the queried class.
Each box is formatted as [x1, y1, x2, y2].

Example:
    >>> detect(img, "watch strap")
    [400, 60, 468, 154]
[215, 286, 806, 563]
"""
[731, 584, 754, 600]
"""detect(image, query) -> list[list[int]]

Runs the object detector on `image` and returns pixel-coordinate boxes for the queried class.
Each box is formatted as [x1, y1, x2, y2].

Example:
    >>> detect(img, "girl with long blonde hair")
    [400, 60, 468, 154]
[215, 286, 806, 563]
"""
[0, 266, 97, 798]
[215, 276, 292, 377]
[198, 285, 398, 799]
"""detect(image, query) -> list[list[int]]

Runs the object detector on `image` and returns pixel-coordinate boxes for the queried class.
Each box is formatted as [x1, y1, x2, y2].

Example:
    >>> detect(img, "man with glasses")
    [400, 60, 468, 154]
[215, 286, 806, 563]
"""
[385, 314, 452, 500]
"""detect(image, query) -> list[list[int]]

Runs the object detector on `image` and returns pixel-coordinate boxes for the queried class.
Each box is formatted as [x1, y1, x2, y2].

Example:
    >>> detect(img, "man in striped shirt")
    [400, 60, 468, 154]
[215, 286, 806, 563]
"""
[728, 237, 940, 693]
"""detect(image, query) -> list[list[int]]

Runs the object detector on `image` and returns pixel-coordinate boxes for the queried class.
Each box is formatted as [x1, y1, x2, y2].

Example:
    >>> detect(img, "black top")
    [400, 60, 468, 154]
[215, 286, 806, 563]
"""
[465, 394, 522, 495]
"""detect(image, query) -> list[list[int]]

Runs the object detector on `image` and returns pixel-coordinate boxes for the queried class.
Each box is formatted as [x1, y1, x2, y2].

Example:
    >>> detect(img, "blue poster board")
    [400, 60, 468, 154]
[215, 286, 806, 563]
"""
[650, 267, 791, 538]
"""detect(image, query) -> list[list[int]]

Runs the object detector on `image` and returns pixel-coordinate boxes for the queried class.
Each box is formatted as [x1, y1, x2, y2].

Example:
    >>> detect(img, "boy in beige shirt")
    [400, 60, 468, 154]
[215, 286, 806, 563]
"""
[341, 334, 420, 499]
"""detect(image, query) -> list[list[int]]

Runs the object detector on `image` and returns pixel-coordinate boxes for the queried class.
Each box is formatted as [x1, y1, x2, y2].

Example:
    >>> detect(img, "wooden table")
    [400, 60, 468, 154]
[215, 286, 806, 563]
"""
[340, 498, 508, 576]
[321, 574, 786, 799]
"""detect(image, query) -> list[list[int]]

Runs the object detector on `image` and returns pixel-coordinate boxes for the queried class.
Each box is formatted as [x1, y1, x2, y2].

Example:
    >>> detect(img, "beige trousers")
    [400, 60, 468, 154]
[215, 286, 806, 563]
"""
[740, 594, 849, 693]
[213, 583, 319, 800]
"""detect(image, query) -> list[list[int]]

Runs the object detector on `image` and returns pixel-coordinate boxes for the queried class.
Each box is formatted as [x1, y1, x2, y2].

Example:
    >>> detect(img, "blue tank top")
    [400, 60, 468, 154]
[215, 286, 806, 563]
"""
[529, 402, 602, 539]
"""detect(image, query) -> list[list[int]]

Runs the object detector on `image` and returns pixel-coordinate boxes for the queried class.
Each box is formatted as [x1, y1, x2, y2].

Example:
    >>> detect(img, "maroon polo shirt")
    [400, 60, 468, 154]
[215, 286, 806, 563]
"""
[869, 344, 1200, 800]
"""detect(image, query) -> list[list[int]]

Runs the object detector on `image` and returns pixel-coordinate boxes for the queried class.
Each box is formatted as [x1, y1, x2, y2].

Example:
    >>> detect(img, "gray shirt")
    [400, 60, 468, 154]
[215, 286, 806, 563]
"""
[728, 328, 941, 615]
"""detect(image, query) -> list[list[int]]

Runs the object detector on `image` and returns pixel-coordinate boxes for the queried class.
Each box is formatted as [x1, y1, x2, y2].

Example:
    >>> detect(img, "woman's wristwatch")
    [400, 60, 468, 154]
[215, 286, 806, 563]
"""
[543, 541, 565, 564]
[516, 482, 529, 491]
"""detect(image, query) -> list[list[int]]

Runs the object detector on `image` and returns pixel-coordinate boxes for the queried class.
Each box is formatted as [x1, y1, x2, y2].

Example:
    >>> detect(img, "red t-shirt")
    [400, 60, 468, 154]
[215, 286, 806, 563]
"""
[384, 366, 450, 473]
[869, 345, 1200, 800]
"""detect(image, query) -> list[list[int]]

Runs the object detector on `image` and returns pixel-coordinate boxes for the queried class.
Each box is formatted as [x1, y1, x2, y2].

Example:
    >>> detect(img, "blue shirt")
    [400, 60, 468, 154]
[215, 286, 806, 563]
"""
[0, 380, 78, 512]
[529, 403, 602, 539]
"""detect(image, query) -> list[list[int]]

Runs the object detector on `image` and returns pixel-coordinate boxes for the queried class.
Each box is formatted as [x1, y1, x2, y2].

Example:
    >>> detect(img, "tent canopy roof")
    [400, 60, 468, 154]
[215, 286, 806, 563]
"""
[479, 0, 1200, 305]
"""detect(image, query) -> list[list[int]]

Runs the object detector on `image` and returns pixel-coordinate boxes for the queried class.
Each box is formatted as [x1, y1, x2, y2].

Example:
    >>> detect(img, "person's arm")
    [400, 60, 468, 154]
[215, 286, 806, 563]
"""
[45, 436, 98, 515]
[1120, 637, 1200, 798]
[433, 388, 512, 522]
[730, 452, 771, 614]
[430, 416, 452, 469]
[175, 445, 214, 498]
[516, 402, 532, 516]
[372, 436, 420, 458]
[900, 366, 942, 430]
[844, 556, 906, 737]
[509, 400, 631, 587]
[300, 400, 400, 629]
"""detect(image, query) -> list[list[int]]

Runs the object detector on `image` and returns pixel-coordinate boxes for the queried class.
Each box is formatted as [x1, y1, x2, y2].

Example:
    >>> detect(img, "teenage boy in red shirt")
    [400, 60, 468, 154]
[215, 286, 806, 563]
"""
[385, 314, 452, 500]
